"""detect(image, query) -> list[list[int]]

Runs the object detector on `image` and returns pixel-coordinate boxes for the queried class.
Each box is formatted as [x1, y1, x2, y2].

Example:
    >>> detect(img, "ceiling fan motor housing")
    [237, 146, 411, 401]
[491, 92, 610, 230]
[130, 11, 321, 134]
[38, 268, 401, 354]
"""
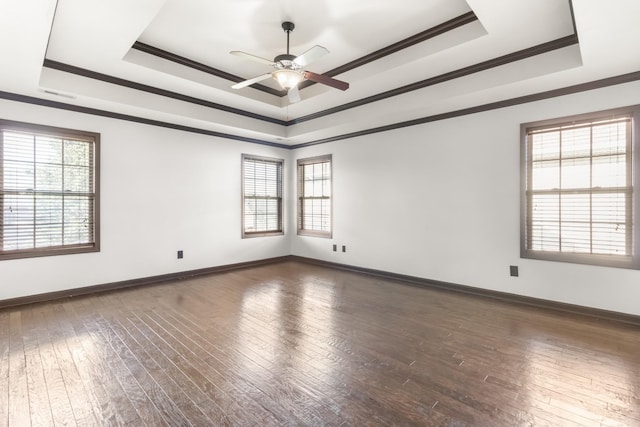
[230, 20, 349, 94]
[274, 54, 299, 69]
[282, 21, 295, 32]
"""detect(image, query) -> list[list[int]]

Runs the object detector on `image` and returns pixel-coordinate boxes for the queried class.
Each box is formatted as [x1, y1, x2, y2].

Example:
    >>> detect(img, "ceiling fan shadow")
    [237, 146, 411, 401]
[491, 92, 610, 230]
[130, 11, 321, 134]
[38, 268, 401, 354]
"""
[246, 0, 331, 49]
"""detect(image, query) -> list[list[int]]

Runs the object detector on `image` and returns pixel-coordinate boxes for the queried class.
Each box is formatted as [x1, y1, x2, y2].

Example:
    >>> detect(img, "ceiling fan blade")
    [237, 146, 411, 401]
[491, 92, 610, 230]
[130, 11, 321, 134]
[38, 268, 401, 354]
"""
[288, 85, 301, 103]
[231, 73, 273, 89]
[303, 71, 349, 91]
[230, 51, 275, 66]
[293, 45, 329, 67]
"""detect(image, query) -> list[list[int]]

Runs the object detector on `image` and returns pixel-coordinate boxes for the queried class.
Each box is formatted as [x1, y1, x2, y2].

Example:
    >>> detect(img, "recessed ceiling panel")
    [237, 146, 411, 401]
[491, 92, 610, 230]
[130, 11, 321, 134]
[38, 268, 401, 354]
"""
[9, 0, 634, 146]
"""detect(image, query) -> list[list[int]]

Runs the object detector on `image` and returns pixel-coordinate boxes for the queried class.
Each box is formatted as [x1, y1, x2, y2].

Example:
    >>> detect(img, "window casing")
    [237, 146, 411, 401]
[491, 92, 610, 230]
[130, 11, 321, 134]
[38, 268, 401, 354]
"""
[521, 106, 640, 269]
[241, 154, 283, 238]
[297, 155, 332, 238]
[0, 120, 100, 260]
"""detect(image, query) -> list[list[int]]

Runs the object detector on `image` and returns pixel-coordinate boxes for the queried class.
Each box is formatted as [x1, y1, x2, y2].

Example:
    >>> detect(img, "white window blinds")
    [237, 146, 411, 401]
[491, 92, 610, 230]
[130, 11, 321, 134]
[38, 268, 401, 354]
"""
[242, 155, 283, 237]
[522, 107, 639, 268]
[297, 155, 332, 238]
[1, 121, 98, 259]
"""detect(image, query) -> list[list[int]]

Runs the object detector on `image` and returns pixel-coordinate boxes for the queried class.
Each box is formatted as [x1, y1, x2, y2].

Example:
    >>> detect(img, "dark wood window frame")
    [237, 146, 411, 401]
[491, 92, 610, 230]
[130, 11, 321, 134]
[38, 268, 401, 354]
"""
[0, 119, 100, 260]
[521, 105, 640, 269]
[241, 154, 284, 238]
[297, 154, 332, 238]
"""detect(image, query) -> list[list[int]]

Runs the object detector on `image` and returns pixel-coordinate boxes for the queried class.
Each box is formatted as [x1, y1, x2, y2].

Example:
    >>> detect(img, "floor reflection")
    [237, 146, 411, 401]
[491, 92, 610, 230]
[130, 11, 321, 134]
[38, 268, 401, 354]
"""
[520, 324, 639, 425]
[236, 275, 341, 409]
[237, 281, 283, 378]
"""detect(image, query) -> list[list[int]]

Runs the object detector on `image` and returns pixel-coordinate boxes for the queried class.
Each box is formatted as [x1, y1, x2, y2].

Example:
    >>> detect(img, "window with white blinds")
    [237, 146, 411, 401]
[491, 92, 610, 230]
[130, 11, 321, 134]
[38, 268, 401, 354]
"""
[521, 106, 640, 268]
[297, 155, 332, 238]
[241, 154, 283, 238]
[0, 120, 99, 260]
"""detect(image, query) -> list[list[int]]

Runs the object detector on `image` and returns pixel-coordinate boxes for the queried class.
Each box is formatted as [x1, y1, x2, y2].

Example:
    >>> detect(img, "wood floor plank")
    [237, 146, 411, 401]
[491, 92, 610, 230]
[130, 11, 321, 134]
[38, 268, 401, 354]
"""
[2, 260, 640, 425]
[143, 308, 349, 425]
[40, 303, 99, 426]
[53, 297, 142, 426]
[152, 284, 482, 425]
[56, 300, 169, 427]
[149, 283, 394, 419]
[0, 311, 10, 427]
[77, 294, 216, 426]
[134, 312, 273, 425]
[7, 311, 30, 426]
[28, 305, 78, 426]
[20, 307, 55, 427]
[44, 301, 123, 426]
[171, 275, 516, 425]
[125, 311, 265, 426]
[98, 314, 197, 426]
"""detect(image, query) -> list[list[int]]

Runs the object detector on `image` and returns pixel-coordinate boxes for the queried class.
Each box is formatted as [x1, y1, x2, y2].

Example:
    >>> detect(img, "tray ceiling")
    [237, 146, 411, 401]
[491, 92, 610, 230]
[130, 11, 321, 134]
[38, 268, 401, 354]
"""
[1, 0, 639, 147]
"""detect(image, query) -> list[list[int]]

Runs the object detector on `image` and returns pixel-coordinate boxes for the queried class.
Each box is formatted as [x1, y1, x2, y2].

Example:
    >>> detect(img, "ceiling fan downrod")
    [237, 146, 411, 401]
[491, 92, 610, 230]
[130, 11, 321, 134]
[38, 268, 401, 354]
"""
[282, 21, 294, 55]
[274, 22, 297, 64]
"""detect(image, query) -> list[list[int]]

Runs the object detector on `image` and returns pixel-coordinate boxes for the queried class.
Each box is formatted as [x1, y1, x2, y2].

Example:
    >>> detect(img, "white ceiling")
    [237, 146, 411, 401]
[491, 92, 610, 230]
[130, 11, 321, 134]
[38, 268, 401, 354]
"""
[1, 0, 639, 147]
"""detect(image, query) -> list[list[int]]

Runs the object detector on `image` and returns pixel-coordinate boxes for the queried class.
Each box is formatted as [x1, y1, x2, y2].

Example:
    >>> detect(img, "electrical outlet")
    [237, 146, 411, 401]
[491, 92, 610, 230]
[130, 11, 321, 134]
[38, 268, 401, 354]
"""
[177, 250, 183, 259]
[332, 244, 337, 252]
[509, 265, 518, 277]
[342, 245, 346, 253]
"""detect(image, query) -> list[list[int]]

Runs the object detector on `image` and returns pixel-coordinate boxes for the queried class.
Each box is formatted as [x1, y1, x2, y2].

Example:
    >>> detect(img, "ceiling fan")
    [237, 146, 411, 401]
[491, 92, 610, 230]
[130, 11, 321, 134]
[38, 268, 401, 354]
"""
[230, 21, 349, 103]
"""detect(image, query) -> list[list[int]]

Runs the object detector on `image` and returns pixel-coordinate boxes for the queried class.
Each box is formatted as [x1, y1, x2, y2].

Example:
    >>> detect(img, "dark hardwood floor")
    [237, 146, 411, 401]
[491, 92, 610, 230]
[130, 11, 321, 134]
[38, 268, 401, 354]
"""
[1, 260, 639, 426]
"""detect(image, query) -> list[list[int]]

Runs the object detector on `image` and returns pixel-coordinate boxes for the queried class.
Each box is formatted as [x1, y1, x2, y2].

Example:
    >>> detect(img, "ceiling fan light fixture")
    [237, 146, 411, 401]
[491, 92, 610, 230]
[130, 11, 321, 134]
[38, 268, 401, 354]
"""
[273, 69, 303, 89]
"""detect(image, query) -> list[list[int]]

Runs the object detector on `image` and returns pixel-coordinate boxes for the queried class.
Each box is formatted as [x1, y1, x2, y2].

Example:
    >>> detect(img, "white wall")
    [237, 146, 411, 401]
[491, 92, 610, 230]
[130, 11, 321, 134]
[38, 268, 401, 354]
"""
[3, 80, 640, 316]
[0, 100, 290, 300]
[290, 80, 640, 316]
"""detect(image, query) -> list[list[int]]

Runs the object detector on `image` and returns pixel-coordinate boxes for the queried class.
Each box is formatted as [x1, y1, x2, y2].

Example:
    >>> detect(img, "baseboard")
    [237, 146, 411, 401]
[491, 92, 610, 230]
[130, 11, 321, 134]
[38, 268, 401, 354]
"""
[4, 254, 639, 327]
[290, 256, 640, 327]
[0, 255, 291, 309]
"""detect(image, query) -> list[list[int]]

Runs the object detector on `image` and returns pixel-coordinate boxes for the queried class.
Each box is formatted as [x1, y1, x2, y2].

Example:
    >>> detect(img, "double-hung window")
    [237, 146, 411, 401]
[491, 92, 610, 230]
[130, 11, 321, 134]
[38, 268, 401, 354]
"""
[297, 155, 332, 238]
[241, 154, 283, 238]
[0, 120, 99, 260]
[521, 106, 639, 268]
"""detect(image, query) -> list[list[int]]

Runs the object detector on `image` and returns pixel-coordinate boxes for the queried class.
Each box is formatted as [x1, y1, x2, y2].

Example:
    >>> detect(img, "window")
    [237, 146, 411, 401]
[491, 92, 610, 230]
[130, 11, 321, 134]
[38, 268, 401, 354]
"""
[0, 120, 99, 260]
[297, 155, 332, 238]
[521, 106, 640, 268]
[241, 154, 283, 238]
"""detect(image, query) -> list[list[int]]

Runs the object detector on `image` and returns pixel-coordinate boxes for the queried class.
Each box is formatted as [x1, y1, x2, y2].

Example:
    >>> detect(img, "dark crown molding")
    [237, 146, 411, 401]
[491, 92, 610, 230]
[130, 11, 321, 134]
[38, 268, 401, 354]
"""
[7, 1, 628, 150]
[132, 41, 287, 97]
[289, 34, 578, 124]
[0, 90, 289, 149]
[296, 11, 478, 91]
[42, 59, 287, 126]
[291, 70, 640, 148]
[133, 11, 478, 96]
[39, 3, 578, 129]
[4, 69, 639, 150]
[43, 32, 579, 129]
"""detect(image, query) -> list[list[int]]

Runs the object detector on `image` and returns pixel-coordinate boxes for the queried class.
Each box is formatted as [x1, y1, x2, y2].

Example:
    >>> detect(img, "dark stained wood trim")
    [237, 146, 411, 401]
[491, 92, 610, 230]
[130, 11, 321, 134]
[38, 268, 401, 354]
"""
[132, 12, 477, 96]
[296, 11, 478, 91]
[291, 70, 640, 148]
[290, 256, 640, 327]
[569, 0, 579, 41]
[3, 253, 639, 327]
[42, 35, 579, 130]
[40, 7, 578, 130]
[0, 90, 288, 149]
[132, 41, 287, 97]
[42, 59, 287, 126]
[4, 70, 639, 151]
[0, 256, 292, 309]
[4, 69, 639, 150]
[5, 253, 638, 327]
[289, 34, 579, 125]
